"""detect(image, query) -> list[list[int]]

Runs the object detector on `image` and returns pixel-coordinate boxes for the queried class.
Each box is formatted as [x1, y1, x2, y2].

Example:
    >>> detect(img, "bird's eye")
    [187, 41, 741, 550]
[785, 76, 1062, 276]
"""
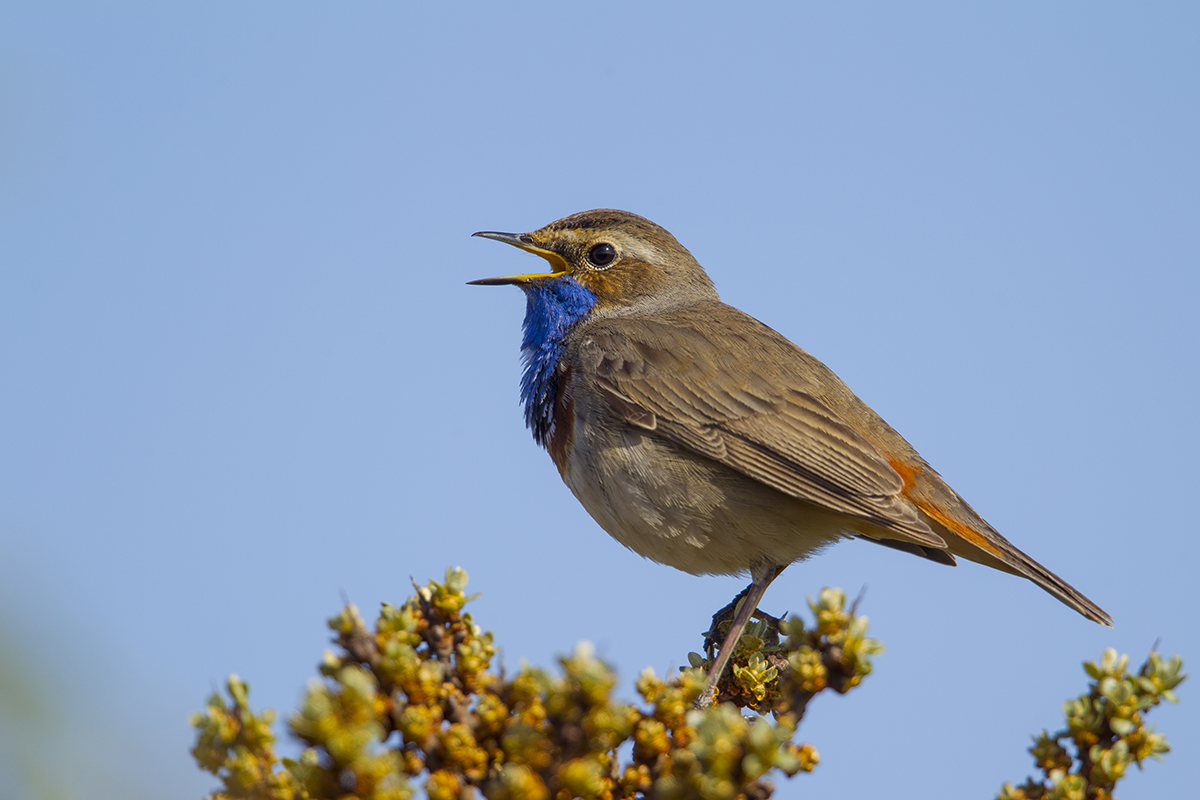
[586, 243, 617, 268]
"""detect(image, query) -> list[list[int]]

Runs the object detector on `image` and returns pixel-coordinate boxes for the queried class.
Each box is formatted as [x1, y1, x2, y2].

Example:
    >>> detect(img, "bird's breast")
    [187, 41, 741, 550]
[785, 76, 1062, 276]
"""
[554, 387, 853, 576]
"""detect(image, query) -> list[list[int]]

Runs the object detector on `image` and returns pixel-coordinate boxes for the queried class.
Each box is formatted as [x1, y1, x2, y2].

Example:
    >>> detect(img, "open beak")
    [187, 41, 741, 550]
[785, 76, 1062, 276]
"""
[468, 231, 570, 285]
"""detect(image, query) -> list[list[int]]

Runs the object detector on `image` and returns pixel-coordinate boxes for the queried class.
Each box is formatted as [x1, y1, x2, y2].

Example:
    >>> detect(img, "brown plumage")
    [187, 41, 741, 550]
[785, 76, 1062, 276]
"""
[471, 209, 1111, 707]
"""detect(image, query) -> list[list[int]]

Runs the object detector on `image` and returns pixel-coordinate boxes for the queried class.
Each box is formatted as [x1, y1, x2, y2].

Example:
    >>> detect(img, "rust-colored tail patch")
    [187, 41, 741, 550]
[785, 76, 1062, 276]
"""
[888, 457, 1005, 560]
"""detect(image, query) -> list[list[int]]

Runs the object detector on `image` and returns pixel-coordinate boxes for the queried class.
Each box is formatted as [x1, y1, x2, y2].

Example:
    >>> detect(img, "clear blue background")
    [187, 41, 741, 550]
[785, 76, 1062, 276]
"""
[2, 3, 1197, 798]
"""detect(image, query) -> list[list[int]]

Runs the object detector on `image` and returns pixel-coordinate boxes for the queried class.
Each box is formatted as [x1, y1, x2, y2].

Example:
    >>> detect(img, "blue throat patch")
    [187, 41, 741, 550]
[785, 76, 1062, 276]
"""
[518, 276, 598, 446]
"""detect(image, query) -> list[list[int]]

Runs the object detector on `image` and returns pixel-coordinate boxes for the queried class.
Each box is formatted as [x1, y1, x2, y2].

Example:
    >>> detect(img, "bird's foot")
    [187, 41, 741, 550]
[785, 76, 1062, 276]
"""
[702, 590, 785, 661]
[694, 583, 788, 709]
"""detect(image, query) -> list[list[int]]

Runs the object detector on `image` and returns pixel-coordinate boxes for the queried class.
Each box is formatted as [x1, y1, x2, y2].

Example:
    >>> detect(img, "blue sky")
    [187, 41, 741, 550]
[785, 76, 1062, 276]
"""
[2, 3, 1197, 798]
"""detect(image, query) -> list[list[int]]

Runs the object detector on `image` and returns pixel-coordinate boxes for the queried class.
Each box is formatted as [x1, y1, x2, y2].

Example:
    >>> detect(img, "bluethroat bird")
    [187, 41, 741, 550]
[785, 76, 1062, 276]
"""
[470, 209, 1111, 707]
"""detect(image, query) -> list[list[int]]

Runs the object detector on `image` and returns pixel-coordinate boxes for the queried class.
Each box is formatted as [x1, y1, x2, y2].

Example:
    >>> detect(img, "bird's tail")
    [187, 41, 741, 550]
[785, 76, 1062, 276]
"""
[911, 499, 1113, 626]
[991, 539, 1113, 626]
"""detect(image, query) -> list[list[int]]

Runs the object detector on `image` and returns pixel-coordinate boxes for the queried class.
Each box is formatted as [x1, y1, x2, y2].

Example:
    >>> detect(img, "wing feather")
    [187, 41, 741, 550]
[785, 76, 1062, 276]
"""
[577, 306, 943, 547]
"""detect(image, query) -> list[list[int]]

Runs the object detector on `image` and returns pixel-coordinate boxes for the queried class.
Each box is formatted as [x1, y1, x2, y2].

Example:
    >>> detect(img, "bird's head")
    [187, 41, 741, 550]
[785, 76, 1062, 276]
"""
[469, 209, 716, 311]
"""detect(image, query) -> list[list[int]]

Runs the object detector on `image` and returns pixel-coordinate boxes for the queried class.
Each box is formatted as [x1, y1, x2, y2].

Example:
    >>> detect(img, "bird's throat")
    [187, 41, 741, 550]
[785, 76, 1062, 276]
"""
[518, 277, 597, 446]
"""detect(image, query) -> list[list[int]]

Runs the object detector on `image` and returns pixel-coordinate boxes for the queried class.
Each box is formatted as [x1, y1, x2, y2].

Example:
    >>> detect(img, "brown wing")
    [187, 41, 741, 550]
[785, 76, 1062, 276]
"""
[573, 303, 945, 548]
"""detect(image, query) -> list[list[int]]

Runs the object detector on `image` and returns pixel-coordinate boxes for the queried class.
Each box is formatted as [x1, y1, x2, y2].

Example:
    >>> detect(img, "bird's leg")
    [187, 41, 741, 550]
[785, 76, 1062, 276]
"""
[695, 563, 786, 709]
[703, 587, 787, 659]
[703, 585, 751, 660]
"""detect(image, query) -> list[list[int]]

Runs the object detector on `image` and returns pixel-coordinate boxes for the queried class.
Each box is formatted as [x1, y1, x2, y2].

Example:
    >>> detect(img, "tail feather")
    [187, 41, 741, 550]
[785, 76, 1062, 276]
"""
[890, 483, 1114, 626]
[999, 541, 1113, 627]
[924, 515, 1113, 626]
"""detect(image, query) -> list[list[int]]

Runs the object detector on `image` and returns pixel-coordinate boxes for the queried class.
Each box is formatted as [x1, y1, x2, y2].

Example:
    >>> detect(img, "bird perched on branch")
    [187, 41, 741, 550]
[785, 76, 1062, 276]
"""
[470, 209, 1111, 707]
